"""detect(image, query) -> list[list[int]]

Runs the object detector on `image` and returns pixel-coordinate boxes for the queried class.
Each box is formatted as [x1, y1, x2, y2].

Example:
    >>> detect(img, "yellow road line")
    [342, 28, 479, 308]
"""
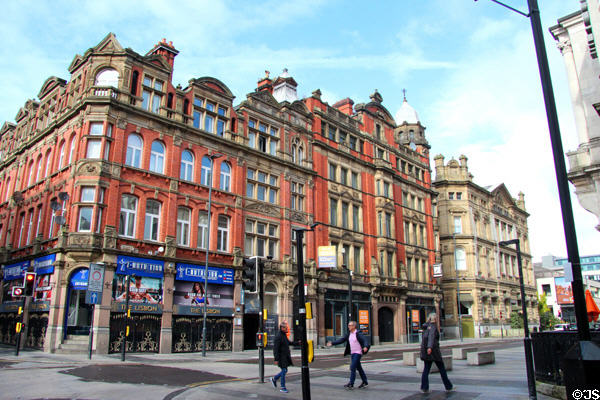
[187, 377, 244, 388]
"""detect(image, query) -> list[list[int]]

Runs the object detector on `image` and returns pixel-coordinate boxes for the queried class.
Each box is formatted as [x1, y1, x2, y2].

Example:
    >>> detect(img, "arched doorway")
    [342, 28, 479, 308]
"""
[63, 267, 92, 337]
[378, 307, 394, 342]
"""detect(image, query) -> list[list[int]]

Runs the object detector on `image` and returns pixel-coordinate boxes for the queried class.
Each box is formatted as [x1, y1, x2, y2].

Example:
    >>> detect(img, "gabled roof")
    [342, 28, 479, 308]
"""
[37, 76, 67, 100]
[189, 77, 235, 99]
[245, 89, 281, 109]
[492, 183, 518, 209]
[15, 99, 39, 122]
[354, 90, 395, 125]
[69, 33, 125, 73]
[0, 122, 16, 136]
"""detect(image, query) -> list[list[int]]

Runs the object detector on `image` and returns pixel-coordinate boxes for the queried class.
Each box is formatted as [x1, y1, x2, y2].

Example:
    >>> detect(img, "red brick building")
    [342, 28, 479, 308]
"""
[0, 34, 441, 354]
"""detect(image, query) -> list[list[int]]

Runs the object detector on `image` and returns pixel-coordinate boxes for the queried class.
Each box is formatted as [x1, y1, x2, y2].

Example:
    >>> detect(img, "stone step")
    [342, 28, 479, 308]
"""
[59, 342, 89, 350]
[66, 335, 90, 343]
[54, 348, 88, 355]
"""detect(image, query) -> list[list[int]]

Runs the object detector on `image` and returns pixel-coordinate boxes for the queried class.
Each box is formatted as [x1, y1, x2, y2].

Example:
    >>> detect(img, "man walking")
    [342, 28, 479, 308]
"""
[420, 313, 453, 393]
[271, 321, 293, 393]
[327, 321, 369, 390]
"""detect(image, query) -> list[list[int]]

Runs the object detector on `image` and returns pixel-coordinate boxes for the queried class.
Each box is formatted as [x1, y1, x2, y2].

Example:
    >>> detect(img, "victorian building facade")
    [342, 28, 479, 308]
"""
[433, 155, 539, 338]
[0, 33, 441, 354]
[551, 0, 600, 232]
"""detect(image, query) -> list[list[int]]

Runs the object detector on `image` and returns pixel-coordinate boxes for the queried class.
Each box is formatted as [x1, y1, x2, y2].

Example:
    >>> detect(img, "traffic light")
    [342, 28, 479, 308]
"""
[242, 258, 257, 293]
[23, 272, 36, 297]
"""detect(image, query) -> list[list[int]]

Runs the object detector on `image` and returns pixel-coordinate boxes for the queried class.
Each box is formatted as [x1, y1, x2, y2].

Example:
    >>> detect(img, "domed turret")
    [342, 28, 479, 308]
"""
[394, 91, 429, 152]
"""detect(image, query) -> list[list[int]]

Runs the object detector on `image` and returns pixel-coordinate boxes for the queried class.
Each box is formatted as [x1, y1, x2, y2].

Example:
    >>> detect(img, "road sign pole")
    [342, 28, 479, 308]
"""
[88, 304, 95, 360]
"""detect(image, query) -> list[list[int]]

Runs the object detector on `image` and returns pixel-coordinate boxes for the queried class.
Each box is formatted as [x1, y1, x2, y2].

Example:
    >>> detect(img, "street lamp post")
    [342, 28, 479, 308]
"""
[499, 239, 536, 400]
[482, 0, 600, 392]
[341, 247, 353, 331]
[202, 153, 223, 357]
[293, 222, 320, 400]
[453, 233, 463, 342]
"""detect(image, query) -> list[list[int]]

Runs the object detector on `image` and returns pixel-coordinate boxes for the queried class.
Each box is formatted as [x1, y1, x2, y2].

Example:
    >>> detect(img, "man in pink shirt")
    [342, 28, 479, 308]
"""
[327, 321, 370, 390]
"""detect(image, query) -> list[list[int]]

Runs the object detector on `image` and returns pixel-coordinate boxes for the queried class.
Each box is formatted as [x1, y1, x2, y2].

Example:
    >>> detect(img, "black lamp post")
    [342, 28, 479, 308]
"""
[292, 222, 320, 400]
[481, 0, 600, 392]
[499, 239, 536, 400]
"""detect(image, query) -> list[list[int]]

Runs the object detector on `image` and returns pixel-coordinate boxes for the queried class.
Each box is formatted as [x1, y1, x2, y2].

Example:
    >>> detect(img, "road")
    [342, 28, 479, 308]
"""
[0, 338, 554, 400]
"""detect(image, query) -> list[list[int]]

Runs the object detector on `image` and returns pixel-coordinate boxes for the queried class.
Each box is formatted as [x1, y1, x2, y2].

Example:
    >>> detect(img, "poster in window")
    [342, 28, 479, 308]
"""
[555, 277, 573, 305]
[113, 275, 162, 304]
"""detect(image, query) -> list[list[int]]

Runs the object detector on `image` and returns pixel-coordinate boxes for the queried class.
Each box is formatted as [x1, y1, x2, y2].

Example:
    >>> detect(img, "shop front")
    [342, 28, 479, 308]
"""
[405, 296, 436, 343]
[0, 261, 29, 345]
[172, 263, 234, 352]
[324, 289, 372, 343]
[109, 255, 163, 354]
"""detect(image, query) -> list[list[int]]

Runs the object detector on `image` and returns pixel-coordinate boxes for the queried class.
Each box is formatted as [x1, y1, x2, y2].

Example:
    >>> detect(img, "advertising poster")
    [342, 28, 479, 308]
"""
[113, 275, 162, 304]
[411, 309, 420, 331]
[173, 281, 233, 308]
[359, 309, 370, 335]
[34, 274, 52, 302]
[555, 277, 574, 305]
[318, 246, 337, 269]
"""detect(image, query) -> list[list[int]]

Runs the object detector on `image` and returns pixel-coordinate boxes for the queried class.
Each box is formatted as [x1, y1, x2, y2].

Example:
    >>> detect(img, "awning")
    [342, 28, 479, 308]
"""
[459, 293, 473, 303]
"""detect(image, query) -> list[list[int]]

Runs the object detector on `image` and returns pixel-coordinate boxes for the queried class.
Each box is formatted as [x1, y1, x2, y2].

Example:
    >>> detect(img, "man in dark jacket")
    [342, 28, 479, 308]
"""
[271, 321, 293, 393]
[327, 321, 369, 390]
[420, 313, 453, 393]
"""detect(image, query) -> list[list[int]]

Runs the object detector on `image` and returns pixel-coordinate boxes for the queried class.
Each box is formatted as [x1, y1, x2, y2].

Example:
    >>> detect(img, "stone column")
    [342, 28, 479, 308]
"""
[232, 270, 244, 352]
[94, 261, 116, 355]
[45, 257, 67, 353]
[159, 262, 176, 354]
[370, 288, 379, 345]
[398, 295, 407, 343]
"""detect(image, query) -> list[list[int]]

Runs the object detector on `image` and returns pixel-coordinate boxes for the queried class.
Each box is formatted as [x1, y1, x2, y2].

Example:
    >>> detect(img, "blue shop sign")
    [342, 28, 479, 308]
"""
[175, 264, 234, 285]
[33, 254, 56, 275]
[2, 261, 30, 281]
[116, 255, 164, 278]
[70, 269, 89, 290]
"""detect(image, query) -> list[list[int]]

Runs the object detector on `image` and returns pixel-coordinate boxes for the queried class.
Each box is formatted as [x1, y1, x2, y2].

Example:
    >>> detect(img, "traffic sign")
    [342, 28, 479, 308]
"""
[11, 287, 23, 297]
[85, 290, 102, 305]
[85, 263, 105, 305]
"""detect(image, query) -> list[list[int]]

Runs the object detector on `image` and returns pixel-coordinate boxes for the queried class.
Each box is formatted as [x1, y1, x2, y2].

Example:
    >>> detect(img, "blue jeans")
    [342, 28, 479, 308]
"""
[274, 366, 287, 388]
[421, 360, 452, 391]
[349, 353, 368, 385]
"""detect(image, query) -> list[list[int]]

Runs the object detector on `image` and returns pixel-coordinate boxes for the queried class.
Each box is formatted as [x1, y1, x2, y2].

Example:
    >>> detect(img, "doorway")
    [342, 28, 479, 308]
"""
[378, 307, 394, 342]
[64, 268, 92, 337]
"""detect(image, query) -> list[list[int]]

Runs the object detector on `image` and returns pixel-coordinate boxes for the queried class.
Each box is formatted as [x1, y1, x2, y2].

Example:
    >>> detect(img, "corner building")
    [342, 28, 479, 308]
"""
[0, 34, 440, 354]
[433, 155, 539, 338]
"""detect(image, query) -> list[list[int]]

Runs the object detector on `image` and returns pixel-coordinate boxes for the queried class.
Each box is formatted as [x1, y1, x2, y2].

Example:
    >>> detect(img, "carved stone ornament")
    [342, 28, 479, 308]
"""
[245, 201, 280, 217]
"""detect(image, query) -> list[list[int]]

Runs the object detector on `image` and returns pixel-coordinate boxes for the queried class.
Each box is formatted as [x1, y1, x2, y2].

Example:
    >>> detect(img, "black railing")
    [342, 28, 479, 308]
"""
[531, 331, 600, 385]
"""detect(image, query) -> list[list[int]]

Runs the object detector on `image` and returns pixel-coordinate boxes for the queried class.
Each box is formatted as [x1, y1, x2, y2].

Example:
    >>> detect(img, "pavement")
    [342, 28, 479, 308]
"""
[0, 337, 557, 400]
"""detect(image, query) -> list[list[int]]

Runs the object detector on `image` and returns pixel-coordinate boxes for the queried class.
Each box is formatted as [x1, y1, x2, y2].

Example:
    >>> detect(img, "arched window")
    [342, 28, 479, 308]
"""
[58, 141, 65, 168]
[27, 160, 35, 187]
[4, 177, 10, 203]
[220, 162, 231, 191]
[149, 141, 165, 174]
[68, 137, 76, 164]
[183, 99, 190, 115]
[126, 134, 143, 168]
[130, 70, 139, 96]
[291, 144, 297, 163]
[297, 145, 304, 164]
[119, 194, 138, 238]
[217, 215, 229, 252]
[180, 150, 194, 181]
[144, 199, 161, 241]
[455, 247, 467, 271]
[265, 282, 278, 314]
[35, 156, 42, 182]
[44, 150, 52, 177]
[200, 156, 212, 186]
[176, 207, 191, 246]
[167, 93, 174, 109]
[95, 68, 119, 87]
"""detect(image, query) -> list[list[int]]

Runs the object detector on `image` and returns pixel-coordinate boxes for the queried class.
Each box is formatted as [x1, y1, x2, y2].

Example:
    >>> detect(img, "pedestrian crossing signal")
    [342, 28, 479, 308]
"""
[307, 340, 314, 363]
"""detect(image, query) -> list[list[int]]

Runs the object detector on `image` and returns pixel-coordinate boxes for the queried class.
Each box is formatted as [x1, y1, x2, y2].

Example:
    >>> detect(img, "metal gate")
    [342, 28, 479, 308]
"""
[108, 313, 161, 354]
[0, 313, 17, 345]
[25, 313, 48, 349]
[172, 317, 232, 352]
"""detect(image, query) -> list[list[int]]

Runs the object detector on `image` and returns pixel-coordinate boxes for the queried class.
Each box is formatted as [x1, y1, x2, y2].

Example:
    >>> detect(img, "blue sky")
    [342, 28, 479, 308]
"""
[1, 0, 596, 260]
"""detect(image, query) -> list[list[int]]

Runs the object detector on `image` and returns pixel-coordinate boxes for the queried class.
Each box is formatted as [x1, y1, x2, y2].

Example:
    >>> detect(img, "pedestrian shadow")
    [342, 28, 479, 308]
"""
[401, 390, 477, 399]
